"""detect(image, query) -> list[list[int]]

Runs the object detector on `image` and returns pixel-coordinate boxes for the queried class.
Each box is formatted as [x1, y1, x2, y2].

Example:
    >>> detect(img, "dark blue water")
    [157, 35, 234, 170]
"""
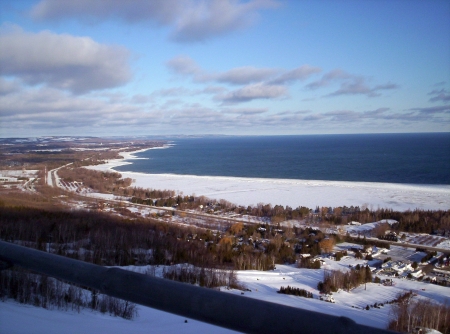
[115, 133, 450, 185]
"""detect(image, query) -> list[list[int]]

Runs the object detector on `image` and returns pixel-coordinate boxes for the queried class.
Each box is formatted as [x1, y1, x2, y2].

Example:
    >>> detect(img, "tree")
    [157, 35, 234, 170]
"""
[230, 222, 244, 235]
[319, 238, 335, 253]
[365, 265, 372, 283]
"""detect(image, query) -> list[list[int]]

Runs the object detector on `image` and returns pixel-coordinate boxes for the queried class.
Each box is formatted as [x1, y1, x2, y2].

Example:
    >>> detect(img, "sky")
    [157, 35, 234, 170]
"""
[0, 0, 449, 137]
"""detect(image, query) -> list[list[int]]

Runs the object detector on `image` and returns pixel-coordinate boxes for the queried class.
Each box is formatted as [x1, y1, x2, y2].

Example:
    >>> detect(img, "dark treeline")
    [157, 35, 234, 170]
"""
[0, 206, 330, 272]
[0, 206, 298, 270]
[324, 208, 450, 234]
[0, 206, 223, 267]
[278, 286, 313, 298]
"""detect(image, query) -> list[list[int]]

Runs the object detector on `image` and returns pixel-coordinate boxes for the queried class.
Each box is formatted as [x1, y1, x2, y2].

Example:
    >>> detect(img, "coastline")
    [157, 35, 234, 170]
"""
[87, 148, 450, 211]
[94, 145, 173, 170]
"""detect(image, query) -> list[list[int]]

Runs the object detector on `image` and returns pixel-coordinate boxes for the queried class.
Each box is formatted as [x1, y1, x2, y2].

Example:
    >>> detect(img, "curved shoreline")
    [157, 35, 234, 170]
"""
[86, 149, 450, 211]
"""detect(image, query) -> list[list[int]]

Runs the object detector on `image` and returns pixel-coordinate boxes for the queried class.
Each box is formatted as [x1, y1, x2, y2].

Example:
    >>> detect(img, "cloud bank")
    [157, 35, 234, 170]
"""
[0, 25, 131, 94]
[30, 0, 279, 42]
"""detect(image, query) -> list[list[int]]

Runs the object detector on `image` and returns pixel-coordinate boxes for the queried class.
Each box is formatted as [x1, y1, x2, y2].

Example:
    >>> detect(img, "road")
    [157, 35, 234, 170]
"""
[49, 165, 255, 226]
[48, 164, 450, 253]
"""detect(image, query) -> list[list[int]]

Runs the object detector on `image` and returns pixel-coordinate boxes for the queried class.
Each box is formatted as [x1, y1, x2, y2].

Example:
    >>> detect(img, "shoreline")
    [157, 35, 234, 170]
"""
[86, 150, 450, 211]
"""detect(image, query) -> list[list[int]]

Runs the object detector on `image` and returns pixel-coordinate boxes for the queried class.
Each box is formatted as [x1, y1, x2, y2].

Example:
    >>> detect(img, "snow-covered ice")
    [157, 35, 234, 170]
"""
[87, 150, 450, 211]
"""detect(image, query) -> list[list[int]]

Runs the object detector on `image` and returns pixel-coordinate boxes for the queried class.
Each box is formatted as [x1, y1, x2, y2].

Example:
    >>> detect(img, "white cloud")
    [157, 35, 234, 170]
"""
[428, 88, 450, 103]
[221, 107, 268, 115]
[216, 66, 279, 85]
[166, 56, 202, 76]
[0, 25, 131, 94]
[269, 65, 322, 84]
[306, 69, 398, 98]
[219, 83, 288, 103]
[328, 79, 398, 97]
[306, 69, 351, 90]
[167, 55, 320, 87]
[165, 55, 322, 103]
[30, 0, 280, 43]
[2, 82, 448, 136]
[0, 78, 21, 96]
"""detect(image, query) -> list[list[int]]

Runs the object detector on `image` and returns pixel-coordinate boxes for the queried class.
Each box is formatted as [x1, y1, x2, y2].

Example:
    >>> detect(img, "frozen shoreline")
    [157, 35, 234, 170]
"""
[87, 148, 450, 211]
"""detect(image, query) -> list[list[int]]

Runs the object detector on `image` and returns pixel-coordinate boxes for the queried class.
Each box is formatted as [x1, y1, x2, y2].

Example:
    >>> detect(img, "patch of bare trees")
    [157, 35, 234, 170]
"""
[317, 266, 372, 294]
[0, 268, 137, 319]
[162, 265, 241, 289]
[58, 167, 132, 194]
[388, 292, 450, 333]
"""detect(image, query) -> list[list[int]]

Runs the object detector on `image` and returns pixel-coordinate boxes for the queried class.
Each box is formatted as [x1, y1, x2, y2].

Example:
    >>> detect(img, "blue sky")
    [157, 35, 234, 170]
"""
[0, 0, 449, 137]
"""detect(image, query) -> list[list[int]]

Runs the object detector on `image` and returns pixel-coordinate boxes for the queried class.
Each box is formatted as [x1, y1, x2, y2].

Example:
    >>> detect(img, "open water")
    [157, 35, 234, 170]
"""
[115, 133, 450, 185]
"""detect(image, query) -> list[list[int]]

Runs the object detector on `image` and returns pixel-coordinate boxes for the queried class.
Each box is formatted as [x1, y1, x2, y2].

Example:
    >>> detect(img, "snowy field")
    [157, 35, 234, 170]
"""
[2, 261, 449, 333]
[88, 150, 450, 211]
[0, 299, 237, 334]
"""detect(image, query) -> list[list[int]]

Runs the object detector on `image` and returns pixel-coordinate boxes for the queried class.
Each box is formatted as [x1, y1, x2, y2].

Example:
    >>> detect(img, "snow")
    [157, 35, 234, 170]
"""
[226, 263, 450, 330]
[0, 300, 237, 334]
[87, 150, 450, 211]
[0, 170, 38, 177]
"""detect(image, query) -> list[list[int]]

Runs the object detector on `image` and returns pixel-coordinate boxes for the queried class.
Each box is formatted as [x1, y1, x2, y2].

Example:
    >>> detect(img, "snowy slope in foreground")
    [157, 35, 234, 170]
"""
[0, 300, 237, 334]
[2, 263, 449, 333]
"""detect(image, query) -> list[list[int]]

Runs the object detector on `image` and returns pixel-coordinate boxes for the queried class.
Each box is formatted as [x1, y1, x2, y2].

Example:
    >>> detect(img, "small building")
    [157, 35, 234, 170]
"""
[348, 221, 361, 226]
[409, 270, 423, 279]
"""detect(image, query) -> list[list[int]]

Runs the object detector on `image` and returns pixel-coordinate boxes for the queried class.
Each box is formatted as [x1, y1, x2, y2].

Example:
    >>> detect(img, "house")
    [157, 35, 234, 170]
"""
[409, 270, 423, 279]
[381, 260, 414, 276]
[348, 221, 361, 226]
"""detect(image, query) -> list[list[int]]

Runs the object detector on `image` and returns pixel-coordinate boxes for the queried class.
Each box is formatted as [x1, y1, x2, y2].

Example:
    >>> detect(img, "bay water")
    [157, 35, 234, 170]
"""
[115, 133, 450, 185]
